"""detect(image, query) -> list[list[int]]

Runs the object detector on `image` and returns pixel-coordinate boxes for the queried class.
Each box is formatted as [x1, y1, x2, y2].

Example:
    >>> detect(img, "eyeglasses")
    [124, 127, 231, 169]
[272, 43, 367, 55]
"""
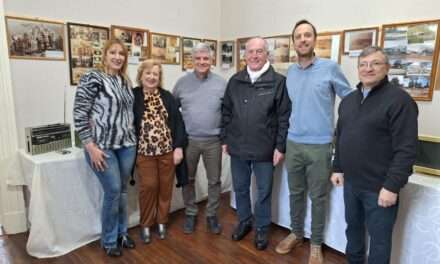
[246, 49, 266, 55]
[358, 61, 387, 69]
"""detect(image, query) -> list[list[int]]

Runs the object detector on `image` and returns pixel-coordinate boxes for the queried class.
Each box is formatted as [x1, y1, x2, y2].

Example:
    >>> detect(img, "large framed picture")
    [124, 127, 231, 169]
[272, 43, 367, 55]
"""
[67, 22, 109, 85]
[181, 37, 201, 71]
[5, 16, 65, 60]
[111, 25, 149, 64]
[265, 35, 291, 75]
[150, 32, 181, 65]
[382, 20, 440, 101]
[343, 27, 379, 56]
[220, 40, 234, 69]
[203, 39, 218, 66]
[236, 37, 253, 71]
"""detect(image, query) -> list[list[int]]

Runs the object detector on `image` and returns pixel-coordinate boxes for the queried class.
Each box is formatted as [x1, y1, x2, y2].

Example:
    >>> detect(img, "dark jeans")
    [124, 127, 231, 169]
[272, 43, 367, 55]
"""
[84, 146, 136, 248]
[230, 155, 274, 229]
[344, 182, 399, 264]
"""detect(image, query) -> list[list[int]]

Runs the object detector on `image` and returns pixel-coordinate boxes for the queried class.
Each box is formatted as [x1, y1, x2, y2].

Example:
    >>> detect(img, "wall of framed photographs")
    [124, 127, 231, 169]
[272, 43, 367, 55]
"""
[221, 0, 440, 137]
[3, 0, 440, 149]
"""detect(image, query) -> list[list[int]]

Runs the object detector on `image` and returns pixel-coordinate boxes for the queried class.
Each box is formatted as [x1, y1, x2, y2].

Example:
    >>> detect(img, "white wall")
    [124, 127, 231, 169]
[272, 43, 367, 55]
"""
[4, 0, 223, 148]
[220, 0, 440, 136]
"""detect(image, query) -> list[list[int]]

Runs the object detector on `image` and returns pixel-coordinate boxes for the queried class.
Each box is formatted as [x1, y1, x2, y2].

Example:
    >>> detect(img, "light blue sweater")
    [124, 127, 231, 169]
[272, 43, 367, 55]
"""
[286, 58, 352, 144]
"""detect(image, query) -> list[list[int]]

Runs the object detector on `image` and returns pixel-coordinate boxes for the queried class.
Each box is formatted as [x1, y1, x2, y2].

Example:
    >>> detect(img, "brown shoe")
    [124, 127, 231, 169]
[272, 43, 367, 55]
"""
[308, 244, 324, 264]
[275, 233, 303, 254]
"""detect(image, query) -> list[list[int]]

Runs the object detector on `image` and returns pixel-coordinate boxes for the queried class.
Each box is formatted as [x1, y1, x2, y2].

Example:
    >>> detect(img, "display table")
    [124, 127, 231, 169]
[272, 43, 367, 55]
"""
[231, 166, 440, 264]
[11, 148, 231, 258]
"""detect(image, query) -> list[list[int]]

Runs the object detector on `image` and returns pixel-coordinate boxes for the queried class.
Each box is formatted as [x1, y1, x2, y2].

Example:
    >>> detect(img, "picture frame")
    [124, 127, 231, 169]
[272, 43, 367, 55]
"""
[202, 39, 218, 66]
[67, 22, 109, 85]
[314, 31, 342, 63]
[220, 40, 234, 69]
[181, 37, 201, 71]
[5, 16, 66, 60]
[343, 27, 379, 56]
[381, 20, 440, 101]
[149, 32, 181, 65]
[264, 35, 291, 75]
[236, 37, 253, 71]
[111, 25, 149, 65]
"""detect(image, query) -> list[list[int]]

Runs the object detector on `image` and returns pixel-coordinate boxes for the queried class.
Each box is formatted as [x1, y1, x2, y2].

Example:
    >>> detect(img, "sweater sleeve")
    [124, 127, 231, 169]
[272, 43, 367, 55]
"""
[331, 63, 353, 98]
[275, 77, 292, 153]
[220, 79, 233, 144]
[383, 94, 419, 193]
[73, 72, 101, 145]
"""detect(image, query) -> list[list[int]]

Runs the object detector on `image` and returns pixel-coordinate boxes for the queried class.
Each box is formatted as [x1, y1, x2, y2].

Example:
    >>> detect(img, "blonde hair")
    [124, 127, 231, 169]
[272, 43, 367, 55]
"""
[98, 39, 130, 82]
[136, 59, 163, 88]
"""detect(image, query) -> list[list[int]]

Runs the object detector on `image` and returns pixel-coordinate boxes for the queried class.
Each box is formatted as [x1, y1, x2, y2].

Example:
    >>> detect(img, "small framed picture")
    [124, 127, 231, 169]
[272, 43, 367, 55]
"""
[343, 27, 379, 56]
[265, 35, 291, 75]
[149, 32, 181, 65]
[5, 16, 66, 60]
[181, 37, 201, 71]
[220, 40, 234, 69]
[236, 37, 253, 71]
[67, 22, 109, 85]
[111, 25, 149, 64]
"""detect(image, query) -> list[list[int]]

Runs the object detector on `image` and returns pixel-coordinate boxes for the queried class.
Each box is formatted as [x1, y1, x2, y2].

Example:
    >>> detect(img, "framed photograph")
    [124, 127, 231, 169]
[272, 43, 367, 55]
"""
[382, 20, 440, 101]
[220, 40, 234, 69]
[181, 37, 201, 71]
[203, 39, 218, 66]
[343, 27, 379, 56]
[5, 16, 65, 60]
[315, 32, 342, 63]
[67, 22, 109, 85]
[236, 37, 253, 71]
[111, 25, 149, 64]
[150, 32, 181, 65]
[265, 35, 291, 75]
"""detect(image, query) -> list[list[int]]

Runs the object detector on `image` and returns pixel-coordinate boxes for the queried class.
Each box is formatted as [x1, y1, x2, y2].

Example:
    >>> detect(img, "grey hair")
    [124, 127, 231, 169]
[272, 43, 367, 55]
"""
[192, 42, 212, 58]
[245, 37, 269, 53]
[358, 46, 389, 65]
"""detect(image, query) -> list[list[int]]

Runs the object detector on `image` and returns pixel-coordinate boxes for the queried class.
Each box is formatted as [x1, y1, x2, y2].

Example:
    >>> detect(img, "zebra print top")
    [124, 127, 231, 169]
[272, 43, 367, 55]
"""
[73, 70, 136, 149]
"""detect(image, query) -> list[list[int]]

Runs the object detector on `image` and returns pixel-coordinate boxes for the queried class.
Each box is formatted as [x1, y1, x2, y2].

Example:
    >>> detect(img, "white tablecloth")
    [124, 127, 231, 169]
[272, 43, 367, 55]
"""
[231, 166, 440, 264]
[11, 148, 231, 258]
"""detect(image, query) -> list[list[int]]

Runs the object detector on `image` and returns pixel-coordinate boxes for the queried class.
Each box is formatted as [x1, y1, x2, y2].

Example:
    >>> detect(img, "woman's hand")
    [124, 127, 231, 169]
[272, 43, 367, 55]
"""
[85, 142, 108, 171]
[173, 148, 183, 165]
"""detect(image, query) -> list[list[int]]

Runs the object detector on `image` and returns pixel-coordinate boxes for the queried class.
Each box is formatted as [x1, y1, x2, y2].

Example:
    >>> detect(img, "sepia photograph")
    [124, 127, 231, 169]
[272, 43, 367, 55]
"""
[181, 37, 201, 71]
[67, 22, 109, 85]
[202, 39, 217, 66]
[150, 32, 181, 65]
[314, 32, 342, 63]
[382, 20, 440, 101]
[265, 35, 291, 75]
[111, 25, 149, 64]
[220, 40, 234, 69]
[6, 16, 65, 60]
[343, 27, 379, 55]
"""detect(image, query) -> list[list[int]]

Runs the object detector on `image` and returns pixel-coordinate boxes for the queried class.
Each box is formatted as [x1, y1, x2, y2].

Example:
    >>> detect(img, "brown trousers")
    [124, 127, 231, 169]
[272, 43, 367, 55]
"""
[136, 152, 175, 227]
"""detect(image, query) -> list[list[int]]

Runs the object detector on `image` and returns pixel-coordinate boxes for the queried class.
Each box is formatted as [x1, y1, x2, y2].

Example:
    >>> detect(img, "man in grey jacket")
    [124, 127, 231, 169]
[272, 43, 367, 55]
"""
[173, 42, 227, 235]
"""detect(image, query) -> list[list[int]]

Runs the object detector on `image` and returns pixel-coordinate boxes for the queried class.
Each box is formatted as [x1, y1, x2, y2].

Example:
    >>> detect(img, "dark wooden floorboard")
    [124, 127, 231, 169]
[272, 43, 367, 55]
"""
[0, 193, 346, 264]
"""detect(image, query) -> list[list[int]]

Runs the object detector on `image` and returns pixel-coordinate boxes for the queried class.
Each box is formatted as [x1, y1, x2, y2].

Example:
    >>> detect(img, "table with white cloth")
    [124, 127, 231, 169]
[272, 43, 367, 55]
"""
[230, 166, 440, 264]
[10, 147, 231, 258]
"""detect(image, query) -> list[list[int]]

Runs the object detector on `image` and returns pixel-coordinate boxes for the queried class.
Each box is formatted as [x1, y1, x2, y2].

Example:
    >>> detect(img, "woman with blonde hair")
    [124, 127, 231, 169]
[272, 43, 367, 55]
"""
[73, 39, 136, 257]
[133, 59, 187, 244]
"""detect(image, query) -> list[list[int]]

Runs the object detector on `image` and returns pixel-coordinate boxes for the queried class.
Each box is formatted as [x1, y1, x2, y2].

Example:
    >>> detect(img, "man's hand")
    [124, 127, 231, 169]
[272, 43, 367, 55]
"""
[222, 144, 228, 155]
[173, 148, 183, 165]
[273, 149, 284, 166]
[378, 187, 398, 208]
[330, 172, 344, 186]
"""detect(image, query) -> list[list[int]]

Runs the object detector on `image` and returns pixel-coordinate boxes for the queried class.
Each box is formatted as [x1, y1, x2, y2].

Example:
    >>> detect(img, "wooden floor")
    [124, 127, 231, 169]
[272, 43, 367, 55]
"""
[0, 193, 347, 264]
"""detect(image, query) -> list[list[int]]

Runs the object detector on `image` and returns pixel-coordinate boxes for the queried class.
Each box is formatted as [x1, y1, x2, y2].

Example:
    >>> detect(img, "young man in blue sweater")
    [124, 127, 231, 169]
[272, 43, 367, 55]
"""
[275, 20, 352, 264]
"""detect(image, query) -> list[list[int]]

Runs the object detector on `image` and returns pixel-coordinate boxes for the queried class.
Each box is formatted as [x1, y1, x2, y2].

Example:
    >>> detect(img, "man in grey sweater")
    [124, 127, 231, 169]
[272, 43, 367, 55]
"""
[173, 42, 227, 234]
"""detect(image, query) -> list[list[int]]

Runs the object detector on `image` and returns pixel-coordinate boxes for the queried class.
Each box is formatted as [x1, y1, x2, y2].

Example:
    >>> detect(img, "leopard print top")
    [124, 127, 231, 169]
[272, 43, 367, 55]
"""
[138, 89, 173, 156]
